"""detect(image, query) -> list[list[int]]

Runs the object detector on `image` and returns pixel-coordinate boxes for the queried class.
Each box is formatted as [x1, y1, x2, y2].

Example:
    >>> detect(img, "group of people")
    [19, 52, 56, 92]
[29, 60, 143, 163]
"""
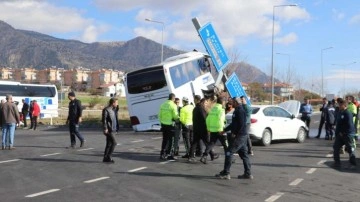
[21, 99, 41, 130]
[158, 93, 253, 180]
[0, 95, 41, 150]
[300, 96, 359, 168]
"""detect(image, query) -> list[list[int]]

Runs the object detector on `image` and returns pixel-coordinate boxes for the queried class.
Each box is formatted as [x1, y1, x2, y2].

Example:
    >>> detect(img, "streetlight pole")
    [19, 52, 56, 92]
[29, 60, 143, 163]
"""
[145, 18, 164, 63]
[332, 61, 356, 97]
[271, 4, 297, 105]
[276, 52, 291, 100]
[321, 46, 333, 97]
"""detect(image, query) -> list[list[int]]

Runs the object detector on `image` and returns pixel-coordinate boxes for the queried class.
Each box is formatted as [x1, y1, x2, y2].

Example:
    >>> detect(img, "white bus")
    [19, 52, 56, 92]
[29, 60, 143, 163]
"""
[124, 51, 216, 131]
[0, 81, 58, 119]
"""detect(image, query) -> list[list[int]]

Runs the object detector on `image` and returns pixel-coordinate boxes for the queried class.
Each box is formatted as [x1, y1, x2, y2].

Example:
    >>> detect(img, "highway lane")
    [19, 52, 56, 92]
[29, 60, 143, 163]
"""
[0, 121, 359, 202]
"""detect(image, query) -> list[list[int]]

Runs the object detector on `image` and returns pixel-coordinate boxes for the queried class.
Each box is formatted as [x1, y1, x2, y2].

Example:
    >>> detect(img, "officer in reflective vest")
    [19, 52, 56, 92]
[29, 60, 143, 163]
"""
[179, 96, 194, 159]
[158, 93, 179, 161]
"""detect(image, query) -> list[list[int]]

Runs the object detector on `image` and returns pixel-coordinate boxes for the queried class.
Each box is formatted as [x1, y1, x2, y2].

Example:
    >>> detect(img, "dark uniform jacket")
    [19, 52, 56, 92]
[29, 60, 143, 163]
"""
[22, 102, 29, 114]
[224, 105, 247, 138]
[67, 99, 82, 124]
[335, 109, 355, 135]
[192, 103, 207, 135]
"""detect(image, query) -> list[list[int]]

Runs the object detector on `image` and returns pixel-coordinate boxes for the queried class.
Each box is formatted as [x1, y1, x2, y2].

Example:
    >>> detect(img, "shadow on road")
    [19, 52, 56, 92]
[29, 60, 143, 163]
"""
[21, 157, 100, 164]
[116, 171, 215, 180]
[324, 160, 360, 174]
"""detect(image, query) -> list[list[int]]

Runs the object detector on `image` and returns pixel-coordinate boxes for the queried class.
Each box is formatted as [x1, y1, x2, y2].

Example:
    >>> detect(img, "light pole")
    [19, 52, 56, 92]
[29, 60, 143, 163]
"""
[321, 46, 333, 97]
[276, 52, 291, 100]
[271, 4, 297, 105]
[332, 61, 356, 97]
[145, 18, 164, 63]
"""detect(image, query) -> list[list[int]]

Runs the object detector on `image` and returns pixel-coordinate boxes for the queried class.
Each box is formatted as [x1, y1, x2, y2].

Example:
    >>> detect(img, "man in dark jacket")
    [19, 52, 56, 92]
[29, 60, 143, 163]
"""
[102, 98, 118, 163]
[316, 97, 327, 138]
[21, 99, 29, 128]
[333, 99, 356, 168]
[188, 96, 214, 162]
[216, 97, 252, 180]
[66, 92, 85, 148]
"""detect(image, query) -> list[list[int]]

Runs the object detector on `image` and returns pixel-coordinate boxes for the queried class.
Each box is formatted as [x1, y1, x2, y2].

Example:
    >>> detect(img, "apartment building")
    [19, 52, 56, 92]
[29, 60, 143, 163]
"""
[0, 67, 124, 94]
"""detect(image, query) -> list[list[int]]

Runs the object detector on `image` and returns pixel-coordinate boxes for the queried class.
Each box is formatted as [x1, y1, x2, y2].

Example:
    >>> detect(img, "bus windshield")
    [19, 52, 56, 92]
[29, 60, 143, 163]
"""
[169, 58, 210, 88]
[127, 66, 167, 94]
[0, 85, 56, 97]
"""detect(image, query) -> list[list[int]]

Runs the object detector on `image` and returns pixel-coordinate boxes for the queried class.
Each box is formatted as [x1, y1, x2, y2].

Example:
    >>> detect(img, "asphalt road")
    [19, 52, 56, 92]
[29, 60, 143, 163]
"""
[1, 113, 360, 202]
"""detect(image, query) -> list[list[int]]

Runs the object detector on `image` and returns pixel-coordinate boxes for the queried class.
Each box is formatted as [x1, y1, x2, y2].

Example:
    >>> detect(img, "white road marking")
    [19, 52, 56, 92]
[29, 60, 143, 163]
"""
[289, 178, 303, 186]
[306, 168, 317, 174]
[84, 176, 110, 183]
[40, 153, 61, 157]
[317, 160, 327, 165]
[131, 140, 144, 143]
[25, 189, 60, 198]
[265, 192, 284, 202]
[0, 159, 20, 164]
[151, 137, 162, 140]
[159, 161, 170, 164]
[117, 143, 122, 146]
[128, 167, 147, 173]
[326, 154, 333, 158]
[77, 148, 94, 151]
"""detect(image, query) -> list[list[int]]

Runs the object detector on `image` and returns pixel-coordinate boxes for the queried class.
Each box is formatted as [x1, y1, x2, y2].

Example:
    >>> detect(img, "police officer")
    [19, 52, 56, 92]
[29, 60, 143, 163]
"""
[179, 96, 194, 158]
[158, 93, 179, 161]
[333, 99, 356, 169]
[200, 96, 225, 164]
[173, 98, 182, 156]
[216, 97, 252, 180]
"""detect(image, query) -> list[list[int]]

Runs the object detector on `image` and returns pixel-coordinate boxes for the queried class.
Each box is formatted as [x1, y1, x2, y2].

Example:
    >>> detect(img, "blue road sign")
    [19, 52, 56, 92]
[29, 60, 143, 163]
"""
[199, 23, 230, 72]
[225, 73, 251, 105]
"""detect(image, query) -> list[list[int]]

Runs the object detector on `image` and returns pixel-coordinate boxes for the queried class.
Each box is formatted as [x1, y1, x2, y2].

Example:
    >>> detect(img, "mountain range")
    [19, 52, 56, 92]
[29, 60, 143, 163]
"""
[0, 20, 273, 84]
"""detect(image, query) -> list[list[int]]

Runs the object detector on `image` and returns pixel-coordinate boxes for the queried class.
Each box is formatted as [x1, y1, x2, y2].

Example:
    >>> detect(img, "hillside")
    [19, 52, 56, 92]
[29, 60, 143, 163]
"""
[0, 20, 273, 83]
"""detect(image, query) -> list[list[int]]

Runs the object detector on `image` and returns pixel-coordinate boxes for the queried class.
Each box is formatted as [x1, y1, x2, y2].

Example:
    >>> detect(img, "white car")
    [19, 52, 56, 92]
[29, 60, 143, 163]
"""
[225, 100, 308, 146]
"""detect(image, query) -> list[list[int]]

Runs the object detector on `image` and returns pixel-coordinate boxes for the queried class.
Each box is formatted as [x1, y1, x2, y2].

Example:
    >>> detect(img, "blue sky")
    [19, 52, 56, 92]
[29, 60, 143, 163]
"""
[0, 0, 359, 97]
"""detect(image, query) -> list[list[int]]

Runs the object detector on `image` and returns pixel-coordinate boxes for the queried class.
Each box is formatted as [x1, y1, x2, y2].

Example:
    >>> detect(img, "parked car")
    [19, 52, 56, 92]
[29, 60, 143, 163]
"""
[225, 100, 308, 146]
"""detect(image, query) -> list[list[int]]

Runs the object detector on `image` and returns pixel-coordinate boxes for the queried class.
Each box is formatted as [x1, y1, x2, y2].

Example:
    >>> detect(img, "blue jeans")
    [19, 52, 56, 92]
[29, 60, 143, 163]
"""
[223, 135, 251, 175]
[69, 123, 84, 146]
[2, 123, 16, 147]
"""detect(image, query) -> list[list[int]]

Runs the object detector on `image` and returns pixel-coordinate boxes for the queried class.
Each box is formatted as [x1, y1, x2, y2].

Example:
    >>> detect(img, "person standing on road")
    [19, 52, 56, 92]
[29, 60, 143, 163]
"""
[158, 93, 179, 161]
[31, 100, 40, 131]
[179, 96, 194, 159]
[216, 97, 252, 180]
[201, 96, 226, 164]
[300, 98, 313, 138]
[332, 99, 356, 168]
[66, 92, 85, 148]
[102, 98, 118, 163]
[173, 98, 182, 156]
[1, 95, 20, 150]
[316, 97, 327, 138]
[324, 101, 336, 140]
[240, 96, 253, 155]
[189, 96, 211, 162]
[346, 95, 358, 147]
[21, 99, 29, 128]
[28, 100, 34, 129]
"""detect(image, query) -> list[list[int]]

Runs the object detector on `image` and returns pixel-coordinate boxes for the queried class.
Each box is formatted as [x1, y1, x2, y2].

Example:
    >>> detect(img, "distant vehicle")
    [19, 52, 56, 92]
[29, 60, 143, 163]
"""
[0, 81, 58, 118]
[124, 51, 216, 131]
[225, 100, 308, 146]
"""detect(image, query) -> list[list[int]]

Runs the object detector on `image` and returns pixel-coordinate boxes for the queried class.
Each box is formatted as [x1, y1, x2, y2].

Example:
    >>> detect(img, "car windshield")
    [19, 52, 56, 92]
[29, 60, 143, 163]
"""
[251, 107, 260, 114]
